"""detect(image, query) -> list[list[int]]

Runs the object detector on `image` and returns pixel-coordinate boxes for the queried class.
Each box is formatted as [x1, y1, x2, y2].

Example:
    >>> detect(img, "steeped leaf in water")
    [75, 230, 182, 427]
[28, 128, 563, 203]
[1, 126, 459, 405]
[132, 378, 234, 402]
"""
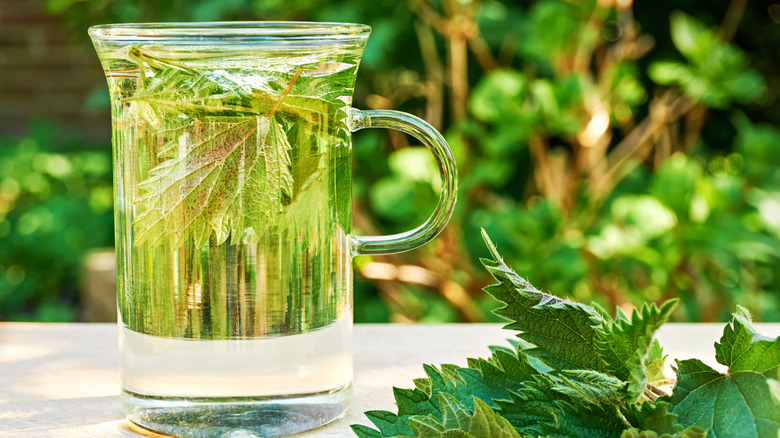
[124, 48, 354, 247]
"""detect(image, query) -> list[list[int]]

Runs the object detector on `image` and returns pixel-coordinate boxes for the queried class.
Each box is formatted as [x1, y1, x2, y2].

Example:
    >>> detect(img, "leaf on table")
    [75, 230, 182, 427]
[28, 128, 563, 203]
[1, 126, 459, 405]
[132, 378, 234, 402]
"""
[479, 229, 609, 373]
[352, 424, 391, 438]
[492, 379, 562, 436]
[665, 307, 780, 438]
[595, 300, 678, 402]
[620, 426, 707, 438]
[620, 401, 707, 438]
[541, 404, 629, 438]
[715, 305, 780, 375]
[644, 339, 670, 389]
[355, 231, 780, 438]
[409, 394, 522, 438]
[550, 369, 626, 408]
[352, 343, 542, 438]
[493, 373, 629, 438]
[621, 400, 679, 435]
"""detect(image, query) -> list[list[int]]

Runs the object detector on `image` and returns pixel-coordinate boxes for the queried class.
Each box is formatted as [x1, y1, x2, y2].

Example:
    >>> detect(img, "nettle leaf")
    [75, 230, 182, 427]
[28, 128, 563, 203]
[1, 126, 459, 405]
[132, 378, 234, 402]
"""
[354, 231, 780, 438]
[620, 426, 707, 438]
[621, 401, 679, 435]
[352, 424, 389, 438]
[499, 373, 630, 438]
[124, 48, 353, 246]
[715, 306, 780, 375]
[595, 300, 678, 402]
[479, 229, 609, 372]
[353, 344, 542, 438]
[644, 339, 670, 389]
[550, 369, 625, 408]
[493, 380, 562, 436]
[540, 404, 628, 438]
[495, 375, 629, 438]
[620, 401, 707, 438]
[658, 12, 766, 107]
[134, 116, 294, 247]
[666, 309, 780, 438]
[409, 394, 522, 438]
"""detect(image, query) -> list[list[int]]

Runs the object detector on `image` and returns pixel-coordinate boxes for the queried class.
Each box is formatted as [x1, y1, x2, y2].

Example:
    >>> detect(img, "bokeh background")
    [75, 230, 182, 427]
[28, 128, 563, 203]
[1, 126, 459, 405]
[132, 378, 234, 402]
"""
[1, 0, 779, 323]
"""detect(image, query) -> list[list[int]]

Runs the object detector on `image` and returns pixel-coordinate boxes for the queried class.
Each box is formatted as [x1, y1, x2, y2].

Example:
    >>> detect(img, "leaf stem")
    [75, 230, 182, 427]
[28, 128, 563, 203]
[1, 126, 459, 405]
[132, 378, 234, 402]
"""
[647, 383, 670, 398]
[266, 68, 304, 119]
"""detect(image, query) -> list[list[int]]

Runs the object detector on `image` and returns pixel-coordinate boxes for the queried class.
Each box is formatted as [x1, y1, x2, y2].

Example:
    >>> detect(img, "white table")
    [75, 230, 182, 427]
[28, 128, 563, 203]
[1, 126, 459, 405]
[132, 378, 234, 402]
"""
[2, 323, 779, 437]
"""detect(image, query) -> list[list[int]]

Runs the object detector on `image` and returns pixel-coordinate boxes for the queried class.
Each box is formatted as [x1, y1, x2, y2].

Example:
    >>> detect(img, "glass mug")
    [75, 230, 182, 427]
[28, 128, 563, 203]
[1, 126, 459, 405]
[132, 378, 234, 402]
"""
[89, 22, 456, 437]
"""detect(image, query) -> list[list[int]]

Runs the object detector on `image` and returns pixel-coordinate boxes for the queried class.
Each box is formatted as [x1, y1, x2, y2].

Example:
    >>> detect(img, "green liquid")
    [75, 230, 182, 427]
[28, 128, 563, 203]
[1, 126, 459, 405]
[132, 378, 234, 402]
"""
[99, 46, 360, 339]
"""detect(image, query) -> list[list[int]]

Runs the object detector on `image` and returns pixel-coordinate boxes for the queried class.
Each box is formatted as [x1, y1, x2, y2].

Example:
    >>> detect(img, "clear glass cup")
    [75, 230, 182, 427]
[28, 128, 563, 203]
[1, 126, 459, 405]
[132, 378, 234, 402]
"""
[89, 22, 457, 438]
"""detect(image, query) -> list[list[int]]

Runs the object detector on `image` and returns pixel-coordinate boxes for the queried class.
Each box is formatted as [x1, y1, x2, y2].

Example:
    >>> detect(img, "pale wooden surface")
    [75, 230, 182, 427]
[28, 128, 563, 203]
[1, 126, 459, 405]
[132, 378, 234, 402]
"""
[2, 322, 779, 438]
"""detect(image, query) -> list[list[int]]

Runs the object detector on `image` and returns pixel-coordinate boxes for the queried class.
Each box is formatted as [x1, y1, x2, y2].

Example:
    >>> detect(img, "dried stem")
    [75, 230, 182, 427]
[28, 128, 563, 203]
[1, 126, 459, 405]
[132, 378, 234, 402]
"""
[446, 18, 469, 121]
[414, 21, 446, 131]
[643, 388, 659, 402]
[468, 33, 499, 71]
[647, 383, 671, 398]
[720, 0, 748, 42]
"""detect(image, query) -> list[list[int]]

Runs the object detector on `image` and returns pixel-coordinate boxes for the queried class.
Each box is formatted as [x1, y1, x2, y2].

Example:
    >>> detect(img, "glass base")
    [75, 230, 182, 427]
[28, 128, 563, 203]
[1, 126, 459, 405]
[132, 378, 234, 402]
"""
[123, 386, 351, 438]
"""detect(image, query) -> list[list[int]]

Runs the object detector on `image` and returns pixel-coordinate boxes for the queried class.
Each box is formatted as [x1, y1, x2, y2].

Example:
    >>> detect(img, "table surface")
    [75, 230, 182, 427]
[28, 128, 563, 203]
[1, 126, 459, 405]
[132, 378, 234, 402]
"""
[2, 322, 779, 438]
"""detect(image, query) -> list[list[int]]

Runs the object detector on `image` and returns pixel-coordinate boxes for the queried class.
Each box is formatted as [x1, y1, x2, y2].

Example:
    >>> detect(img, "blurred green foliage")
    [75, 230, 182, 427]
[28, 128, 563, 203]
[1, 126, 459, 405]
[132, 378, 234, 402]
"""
[3, 0, 778, 322]
[0, 123, 114, 320]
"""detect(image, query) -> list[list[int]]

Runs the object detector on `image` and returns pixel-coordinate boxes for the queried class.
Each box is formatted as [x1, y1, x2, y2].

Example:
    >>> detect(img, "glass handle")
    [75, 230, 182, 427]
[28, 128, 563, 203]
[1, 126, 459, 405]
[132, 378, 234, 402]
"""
[349, 108, 457, 256]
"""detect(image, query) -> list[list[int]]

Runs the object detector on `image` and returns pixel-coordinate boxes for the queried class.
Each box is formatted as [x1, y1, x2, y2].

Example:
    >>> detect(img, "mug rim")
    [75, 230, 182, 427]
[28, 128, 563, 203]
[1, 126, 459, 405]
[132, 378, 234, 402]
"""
[88, 21, 372, 42]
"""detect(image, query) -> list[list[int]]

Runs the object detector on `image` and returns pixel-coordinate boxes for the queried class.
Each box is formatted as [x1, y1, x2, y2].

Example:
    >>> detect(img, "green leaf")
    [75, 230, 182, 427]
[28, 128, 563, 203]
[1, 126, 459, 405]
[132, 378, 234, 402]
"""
[669, 12, 714, 66]
[410, 394, 522, 438]
[666, 309, 780, 437]
[648, 62, 694, 86]
[479, 229, 609, 372]
[542, 405, 628, 438]
[495, 377, 629, 438]
[133, 114, 294, 247]
[715, 305, 780, 375]
[124, 47, 355, 246]
[469, 70, 527, 122]
[645, 339, 670, 388]
[352, 424, 392, 438]
[595, 300, 678, 402]
[551, 369, 626, 408]
[661, 12, 766, 107]
[620, 400, 707, 437]
[354, 343, 541, 438]
[769, 377, 780, 403]
[622, 400, 679, 434]
[353, 232, 780, 438]
[493, 381, 561, 436]
[667, 358, 780, 438]
[621, 426, 707, 438]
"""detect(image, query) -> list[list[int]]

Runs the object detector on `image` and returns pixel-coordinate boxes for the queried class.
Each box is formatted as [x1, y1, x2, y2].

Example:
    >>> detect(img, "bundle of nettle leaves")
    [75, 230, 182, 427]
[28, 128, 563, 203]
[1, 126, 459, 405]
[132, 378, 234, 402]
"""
[352, 232, 780, 438]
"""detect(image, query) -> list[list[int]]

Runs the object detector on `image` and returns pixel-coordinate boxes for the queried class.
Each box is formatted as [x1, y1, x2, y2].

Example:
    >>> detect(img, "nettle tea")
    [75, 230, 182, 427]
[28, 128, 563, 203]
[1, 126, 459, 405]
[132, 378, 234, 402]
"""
[90, 22, 456, 438]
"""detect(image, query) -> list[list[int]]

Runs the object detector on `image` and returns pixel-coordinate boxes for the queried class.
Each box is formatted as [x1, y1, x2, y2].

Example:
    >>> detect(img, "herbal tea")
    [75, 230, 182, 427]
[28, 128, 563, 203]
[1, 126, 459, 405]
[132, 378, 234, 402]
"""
[101, 44, 359, 434]
[109, 46, 357, 337]
[91, 22, 457, 438]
